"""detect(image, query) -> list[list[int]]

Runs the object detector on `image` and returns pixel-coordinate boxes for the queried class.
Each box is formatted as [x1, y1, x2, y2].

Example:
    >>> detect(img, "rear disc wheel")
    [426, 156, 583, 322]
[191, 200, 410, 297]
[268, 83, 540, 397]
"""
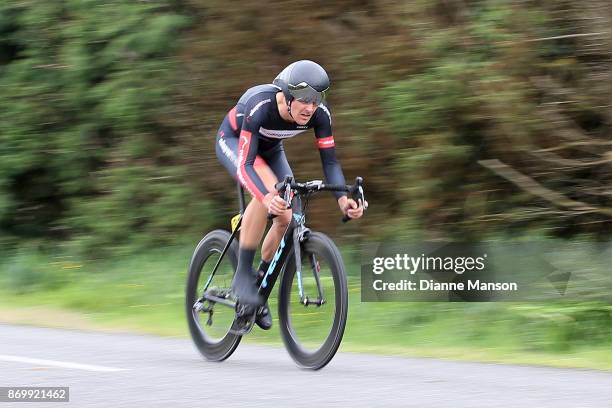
[186, 229, 241, 361]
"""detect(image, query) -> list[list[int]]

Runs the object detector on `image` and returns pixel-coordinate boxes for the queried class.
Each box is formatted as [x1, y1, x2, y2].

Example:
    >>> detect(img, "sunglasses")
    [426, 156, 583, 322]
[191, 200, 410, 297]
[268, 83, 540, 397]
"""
[288, 82, 328, 105]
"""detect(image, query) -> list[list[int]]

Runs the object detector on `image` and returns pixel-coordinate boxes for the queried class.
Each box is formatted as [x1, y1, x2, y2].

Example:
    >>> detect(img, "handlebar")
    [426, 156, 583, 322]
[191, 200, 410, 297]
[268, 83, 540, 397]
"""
[341, 177, 366, 223]
[268, 176, 367, 223]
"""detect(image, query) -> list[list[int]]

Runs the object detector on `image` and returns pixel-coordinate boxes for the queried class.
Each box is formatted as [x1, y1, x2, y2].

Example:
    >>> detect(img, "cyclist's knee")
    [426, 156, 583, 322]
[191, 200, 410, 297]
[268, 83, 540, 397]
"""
[274, 209, 292, 228]
[243, 197, 268, 225]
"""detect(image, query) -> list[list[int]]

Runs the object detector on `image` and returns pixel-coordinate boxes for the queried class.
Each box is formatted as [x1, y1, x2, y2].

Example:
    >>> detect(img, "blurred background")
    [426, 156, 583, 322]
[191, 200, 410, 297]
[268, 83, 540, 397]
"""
[0, 0, 610, 368]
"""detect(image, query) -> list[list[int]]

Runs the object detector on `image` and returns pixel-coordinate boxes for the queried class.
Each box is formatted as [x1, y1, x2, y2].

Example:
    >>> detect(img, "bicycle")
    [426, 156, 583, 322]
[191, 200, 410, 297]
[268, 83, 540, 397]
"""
[185, 176, 366, 370]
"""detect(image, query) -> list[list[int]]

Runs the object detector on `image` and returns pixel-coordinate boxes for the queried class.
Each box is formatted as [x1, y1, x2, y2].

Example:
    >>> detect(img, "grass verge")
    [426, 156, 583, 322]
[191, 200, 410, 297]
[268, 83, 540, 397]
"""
[0, 244, 610, 370]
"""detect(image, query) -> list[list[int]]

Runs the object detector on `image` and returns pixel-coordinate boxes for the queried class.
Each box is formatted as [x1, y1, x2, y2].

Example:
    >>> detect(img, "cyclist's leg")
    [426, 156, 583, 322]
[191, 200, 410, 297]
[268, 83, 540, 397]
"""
[240, 162, 281, 328]
[216, 130, 280, 305]
[259, 143, 294, 265]
[247, 145, 291, 329]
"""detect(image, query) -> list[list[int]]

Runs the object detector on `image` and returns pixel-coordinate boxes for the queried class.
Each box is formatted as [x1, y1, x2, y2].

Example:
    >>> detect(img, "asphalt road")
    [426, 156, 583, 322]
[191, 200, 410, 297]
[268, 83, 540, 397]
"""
[1, 324, 610, 407]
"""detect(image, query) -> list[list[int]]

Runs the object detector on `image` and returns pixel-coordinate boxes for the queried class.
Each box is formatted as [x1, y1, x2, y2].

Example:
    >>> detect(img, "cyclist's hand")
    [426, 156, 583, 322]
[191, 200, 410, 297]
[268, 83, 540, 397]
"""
[338, 196, 366, 219]
[264, 193, 288, 216]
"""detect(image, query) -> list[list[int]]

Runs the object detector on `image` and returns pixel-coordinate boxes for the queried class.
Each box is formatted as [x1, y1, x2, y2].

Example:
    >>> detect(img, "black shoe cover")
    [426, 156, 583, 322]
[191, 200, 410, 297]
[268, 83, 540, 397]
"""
[255, 302, 272, 330]
[232, 267, 263, 307]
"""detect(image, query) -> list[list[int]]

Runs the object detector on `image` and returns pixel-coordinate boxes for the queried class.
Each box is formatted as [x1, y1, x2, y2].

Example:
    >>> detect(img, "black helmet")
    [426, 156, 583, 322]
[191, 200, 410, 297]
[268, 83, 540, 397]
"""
[273, 60, 330, 106]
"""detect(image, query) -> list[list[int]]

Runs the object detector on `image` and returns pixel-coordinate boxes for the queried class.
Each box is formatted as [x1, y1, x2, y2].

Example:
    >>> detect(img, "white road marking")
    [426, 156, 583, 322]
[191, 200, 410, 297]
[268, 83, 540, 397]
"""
[0, 355, 128, 372]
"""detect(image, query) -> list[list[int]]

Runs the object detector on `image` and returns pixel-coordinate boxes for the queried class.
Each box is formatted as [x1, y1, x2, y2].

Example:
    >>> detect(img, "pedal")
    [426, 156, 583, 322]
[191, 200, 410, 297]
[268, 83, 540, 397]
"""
[228, 314, 256, 336]
[228, 303, 256, 336]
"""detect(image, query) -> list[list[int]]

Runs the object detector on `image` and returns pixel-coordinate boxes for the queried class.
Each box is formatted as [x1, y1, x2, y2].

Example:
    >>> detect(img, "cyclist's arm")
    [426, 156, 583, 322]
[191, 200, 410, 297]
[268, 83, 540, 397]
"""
[313, 103, 347, 200]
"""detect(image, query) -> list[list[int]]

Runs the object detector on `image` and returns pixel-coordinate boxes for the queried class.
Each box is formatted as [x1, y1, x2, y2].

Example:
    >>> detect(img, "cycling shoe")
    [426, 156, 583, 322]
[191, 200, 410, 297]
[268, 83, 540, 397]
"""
[255, 302, 272, 330]
[232, 268, 263, 307]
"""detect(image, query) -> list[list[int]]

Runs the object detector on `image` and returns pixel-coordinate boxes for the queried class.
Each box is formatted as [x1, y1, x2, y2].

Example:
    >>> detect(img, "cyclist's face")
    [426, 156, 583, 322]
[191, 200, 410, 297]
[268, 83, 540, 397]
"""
[291, 99, 318, 125]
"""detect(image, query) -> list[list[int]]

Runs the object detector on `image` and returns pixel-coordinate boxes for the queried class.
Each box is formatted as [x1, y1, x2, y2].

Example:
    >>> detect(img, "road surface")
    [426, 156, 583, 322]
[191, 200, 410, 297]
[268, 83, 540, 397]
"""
[0, 324, 610, 407]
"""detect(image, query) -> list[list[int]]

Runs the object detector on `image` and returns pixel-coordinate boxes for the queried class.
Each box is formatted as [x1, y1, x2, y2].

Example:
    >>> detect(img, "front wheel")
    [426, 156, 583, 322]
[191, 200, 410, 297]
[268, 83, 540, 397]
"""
[278, 231, 348, 370]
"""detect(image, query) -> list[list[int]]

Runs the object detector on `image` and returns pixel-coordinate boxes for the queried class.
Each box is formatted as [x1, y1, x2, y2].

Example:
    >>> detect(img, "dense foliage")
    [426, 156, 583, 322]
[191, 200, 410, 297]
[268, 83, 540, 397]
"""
[0, 1, 214, 254]
[1, 0, 610, 255]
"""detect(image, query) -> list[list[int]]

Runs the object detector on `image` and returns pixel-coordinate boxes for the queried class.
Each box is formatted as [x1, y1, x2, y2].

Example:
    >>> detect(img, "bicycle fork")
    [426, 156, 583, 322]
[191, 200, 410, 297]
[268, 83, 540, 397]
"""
[294, 222, 326, 307]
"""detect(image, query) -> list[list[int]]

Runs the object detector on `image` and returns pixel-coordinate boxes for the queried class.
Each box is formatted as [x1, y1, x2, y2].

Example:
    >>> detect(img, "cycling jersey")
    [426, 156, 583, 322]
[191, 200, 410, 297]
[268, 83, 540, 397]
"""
[215, 84, 346, 200]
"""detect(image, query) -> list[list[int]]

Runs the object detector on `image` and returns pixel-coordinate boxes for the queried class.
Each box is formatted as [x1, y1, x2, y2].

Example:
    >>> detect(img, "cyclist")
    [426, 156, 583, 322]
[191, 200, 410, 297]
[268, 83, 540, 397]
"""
[215, 60, 366, 330]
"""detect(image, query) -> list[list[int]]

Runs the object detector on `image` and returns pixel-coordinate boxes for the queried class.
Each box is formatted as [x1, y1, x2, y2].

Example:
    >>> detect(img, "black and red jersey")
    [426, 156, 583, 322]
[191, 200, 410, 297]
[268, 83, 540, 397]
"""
[219, 84, 346, 201]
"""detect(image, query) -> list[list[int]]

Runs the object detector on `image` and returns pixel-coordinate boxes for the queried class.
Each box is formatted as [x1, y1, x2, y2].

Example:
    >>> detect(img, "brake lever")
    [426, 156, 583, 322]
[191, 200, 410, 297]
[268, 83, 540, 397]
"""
[268, 175, 293, 221]
[342, 177, 366, 223]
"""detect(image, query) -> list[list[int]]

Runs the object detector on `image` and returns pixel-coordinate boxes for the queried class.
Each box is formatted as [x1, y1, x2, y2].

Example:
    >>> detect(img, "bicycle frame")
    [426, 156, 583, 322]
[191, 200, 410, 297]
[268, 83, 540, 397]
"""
[201, 184, 325, 307]
[258, 211, 322, 305]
